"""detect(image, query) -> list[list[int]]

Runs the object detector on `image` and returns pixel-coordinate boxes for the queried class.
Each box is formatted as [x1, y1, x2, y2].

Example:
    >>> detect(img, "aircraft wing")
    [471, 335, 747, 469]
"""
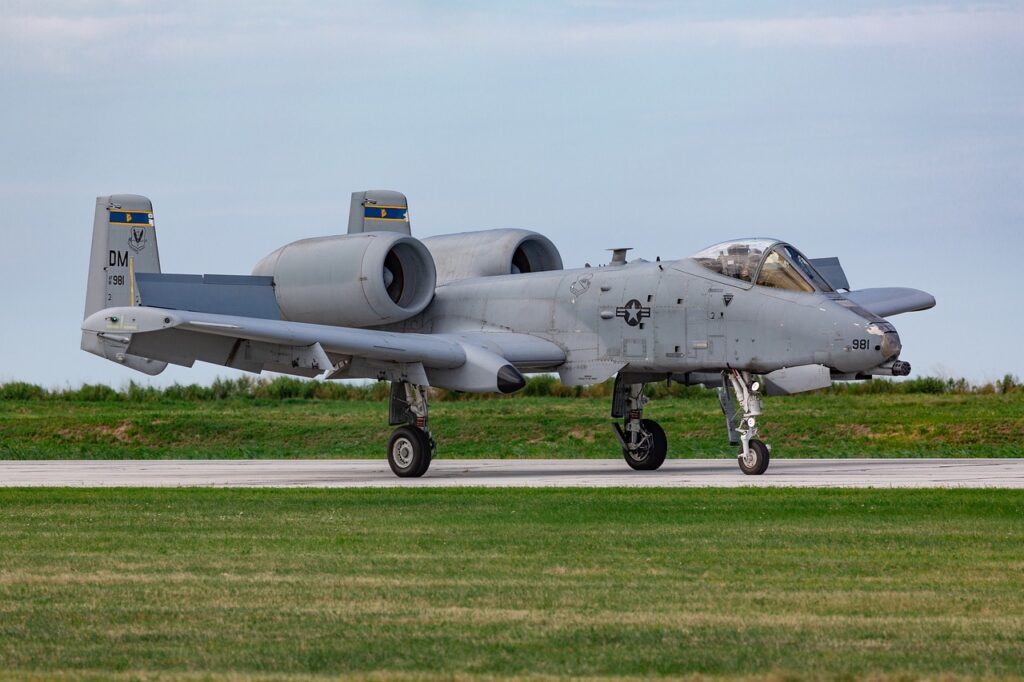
[844, 288, 936, 317]
[82, 306, 565, 392]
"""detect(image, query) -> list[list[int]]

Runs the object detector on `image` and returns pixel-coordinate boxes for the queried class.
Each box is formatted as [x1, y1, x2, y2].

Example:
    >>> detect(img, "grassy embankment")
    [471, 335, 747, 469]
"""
[1, 387, 1022, 459]
[0, 488, 1021, 680]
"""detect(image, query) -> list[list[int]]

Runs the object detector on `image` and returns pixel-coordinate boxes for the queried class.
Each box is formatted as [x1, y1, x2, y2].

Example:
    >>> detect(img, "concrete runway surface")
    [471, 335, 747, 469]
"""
[1, 458, 1021, 488]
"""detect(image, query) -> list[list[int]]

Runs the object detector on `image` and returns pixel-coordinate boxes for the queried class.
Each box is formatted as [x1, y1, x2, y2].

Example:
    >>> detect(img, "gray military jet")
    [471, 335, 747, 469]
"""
[82, 190, 935, 477]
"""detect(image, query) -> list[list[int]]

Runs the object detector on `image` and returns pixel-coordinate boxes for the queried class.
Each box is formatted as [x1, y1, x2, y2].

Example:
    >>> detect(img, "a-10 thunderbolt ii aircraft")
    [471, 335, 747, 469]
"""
[81, 190, 935, 477]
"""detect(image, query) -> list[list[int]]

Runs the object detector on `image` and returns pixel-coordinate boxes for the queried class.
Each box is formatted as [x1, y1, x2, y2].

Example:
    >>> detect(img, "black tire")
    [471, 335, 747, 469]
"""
[418, 437, 434, 477]
[388, 426, 432, 478]
[623, 419, 667, 471]
[738, 438, 770, 475]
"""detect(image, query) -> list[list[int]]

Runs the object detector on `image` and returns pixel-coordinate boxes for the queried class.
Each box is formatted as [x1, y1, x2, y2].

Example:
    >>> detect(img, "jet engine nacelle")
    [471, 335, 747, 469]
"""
[253, 232, 436, 328]
[421, 229, 562, 283]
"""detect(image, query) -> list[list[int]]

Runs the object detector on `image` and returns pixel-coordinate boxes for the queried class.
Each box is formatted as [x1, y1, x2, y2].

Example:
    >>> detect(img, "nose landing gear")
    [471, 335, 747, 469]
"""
[721, 369, 771, 475]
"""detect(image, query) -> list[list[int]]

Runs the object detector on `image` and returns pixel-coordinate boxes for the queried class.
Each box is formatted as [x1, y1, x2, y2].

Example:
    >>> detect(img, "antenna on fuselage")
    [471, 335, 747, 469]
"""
[607, 247, 632, 266]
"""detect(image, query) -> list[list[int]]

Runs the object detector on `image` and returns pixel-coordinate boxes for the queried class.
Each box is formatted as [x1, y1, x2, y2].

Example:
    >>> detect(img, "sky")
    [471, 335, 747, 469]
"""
[1, 1, 1021, 388]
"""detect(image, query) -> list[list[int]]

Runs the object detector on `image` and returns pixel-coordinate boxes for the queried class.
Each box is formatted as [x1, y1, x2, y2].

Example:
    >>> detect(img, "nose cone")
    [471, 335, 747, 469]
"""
[497, 365, 526, 394]
[881, 330, 902, 360]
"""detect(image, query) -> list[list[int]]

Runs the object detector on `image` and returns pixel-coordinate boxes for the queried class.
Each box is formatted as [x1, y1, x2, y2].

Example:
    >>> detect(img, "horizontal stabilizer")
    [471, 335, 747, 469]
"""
[136, 273, 280, 319]
[80, 330, 167, 376]
[845, 287, 936, 317]
[809, 257, 849, 291]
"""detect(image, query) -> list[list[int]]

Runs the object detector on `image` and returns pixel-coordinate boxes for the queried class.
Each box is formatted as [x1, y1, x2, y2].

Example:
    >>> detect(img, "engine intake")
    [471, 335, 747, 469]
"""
[253, 232, 435, 327]
[421, 229, 562, 283]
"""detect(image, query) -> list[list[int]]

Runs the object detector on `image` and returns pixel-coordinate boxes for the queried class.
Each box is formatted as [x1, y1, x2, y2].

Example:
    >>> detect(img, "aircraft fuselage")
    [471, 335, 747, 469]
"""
[394, 257, 900, 382]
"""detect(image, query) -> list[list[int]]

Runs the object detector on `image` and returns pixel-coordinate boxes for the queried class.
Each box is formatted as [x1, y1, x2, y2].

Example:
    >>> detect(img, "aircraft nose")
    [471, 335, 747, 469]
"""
[880, 330, 901, 360]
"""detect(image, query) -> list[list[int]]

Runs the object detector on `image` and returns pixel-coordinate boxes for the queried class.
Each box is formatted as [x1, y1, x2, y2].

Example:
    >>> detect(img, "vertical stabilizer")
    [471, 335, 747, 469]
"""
[347, 190, 411, 235]
[81, 194, 166, 375]
[84, 194, 162, 314]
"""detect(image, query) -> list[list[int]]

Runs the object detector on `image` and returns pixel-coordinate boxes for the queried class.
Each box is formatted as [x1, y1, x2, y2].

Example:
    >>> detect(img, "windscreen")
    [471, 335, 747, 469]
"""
[755, 244, 834, 292]
[692, 239, 833, 293]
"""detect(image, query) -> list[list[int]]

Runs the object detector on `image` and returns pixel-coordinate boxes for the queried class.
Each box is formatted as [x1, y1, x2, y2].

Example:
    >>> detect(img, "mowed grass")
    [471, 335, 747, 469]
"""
[0, 488, 1021, 680]
[1, 392, 1022, 459]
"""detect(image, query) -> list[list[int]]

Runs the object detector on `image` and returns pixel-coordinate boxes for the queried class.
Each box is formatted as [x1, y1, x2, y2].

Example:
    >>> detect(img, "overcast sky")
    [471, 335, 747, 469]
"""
[1, 1, 1021, 388]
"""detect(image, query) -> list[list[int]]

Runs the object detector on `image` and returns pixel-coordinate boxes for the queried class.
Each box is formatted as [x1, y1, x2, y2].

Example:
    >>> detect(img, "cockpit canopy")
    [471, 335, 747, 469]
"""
[690, 239, 833, 293]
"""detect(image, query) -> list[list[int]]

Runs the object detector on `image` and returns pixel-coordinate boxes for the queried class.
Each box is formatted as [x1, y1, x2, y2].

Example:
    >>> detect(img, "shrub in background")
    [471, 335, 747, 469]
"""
[1, 373, 1018, 402]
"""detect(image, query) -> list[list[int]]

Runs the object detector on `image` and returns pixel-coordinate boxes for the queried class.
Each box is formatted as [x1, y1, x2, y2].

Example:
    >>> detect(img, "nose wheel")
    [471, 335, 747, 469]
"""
[737, 437, 770, 475]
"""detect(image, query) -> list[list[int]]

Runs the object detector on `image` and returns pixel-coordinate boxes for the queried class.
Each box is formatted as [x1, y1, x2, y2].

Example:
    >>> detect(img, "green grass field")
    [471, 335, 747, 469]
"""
[2, 392, 1022, 459]
[0, 488, 1021, 680]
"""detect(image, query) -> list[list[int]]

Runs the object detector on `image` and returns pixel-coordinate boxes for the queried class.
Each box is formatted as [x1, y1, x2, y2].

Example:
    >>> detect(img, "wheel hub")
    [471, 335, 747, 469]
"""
[627, 430, 651, 461]
[393, 437, 415, 468]
[628, 448, 649, 463]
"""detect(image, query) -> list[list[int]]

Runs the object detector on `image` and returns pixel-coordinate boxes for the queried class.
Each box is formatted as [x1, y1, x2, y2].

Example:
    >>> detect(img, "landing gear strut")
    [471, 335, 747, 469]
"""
[387, 382, 435, 477]
[718, 369, 770, 475]
[611, 376, 667, 470]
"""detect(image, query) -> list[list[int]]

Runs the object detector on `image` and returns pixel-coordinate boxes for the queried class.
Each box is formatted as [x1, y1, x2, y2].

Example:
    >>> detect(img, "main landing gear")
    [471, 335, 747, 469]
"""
[610, 376, 667, 470]
[384, 372, 770, 478]
[387, 382, 435, 477]
[718, 369, 771, 475]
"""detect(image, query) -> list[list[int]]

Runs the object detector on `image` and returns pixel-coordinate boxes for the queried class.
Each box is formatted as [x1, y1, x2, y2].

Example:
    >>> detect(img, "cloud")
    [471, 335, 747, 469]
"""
[1, 2, 1022, 73]
[560, 7, 1024, 49]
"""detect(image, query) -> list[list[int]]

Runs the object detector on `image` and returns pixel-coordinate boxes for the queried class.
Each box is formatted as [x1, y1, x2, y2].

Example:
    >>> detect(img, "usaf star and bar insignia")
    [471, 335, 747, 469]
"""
[615, 299, 651, 327]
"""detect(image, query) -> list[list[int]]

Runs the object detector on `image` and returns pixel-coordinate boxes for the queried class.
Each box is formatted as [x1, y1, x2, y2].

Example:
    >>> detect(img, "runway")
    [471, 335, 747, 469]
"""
[1, 458, 1021, 488]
